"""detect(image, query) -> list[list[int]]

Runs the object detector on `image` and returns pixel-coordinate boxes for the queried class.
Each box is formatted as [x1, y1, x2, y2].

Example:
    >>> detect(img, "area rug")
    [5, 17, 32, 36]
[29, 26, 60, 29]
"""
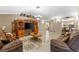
[21, 36, 42, 51]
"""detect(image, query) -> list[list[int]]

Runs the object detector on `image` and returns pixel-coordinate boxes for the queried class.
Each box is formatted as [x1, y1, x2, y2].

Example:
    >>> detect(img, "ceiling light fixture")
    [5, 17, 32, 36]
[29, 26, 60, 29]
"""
[36, 6, 40, 9]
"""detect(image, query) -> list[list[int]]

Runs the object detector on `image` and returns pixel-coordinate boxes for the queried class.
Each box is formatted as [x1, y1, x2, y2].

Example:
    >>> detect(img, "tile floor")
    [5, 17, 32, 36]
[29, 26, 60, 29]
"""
[21, 30, 60, 52]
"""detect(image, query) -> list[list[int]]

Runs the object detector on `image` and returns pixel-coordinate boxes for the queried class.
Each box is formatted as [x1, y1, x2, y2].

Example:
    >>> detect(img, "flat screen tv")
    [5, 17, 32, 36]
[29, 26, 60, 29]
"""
[25, 23, 34, 31]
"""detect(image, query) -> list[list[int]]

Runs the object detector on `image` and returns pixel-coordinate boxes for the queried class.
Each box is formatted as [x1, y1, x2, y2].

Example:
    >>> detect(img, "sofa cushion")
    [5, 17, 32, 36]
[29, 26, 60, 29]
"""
[1, 39, 22, 52]
[69, 30, 79, 41]
[51, 39, 72, 52]
[67, 35, 79, 52]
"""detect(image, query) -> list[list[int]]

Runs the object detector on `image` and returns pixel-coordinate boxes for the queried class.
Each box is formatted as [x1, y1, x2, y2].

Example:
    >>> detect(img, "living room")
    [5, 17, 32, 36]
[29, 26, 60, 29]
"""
[0, 6, 79, 52]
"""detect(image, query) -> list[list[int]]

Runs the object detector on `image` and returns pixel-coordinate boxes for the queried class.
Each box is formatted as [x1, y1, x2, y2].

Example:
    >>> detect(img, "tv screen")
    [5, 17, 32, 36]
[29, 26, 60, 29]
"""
[25, 23, 34, 31]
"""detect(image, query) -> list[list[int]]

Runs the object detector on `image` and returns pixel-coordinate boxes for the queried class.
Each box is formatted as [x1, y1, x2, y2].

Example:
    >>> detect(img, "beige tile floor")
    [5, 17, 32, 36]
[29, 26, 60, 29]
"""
[21, 30, 60, 52]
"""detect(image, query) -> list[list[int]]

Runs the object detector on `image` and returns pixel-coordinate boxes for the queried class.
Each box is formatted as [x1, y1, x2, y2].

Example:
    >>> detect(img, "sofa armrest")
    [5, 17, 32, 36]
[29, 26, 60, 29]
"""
[0, 40, 23, 52]
[62, 36, 70, 43]
[50, 39, 72, 52]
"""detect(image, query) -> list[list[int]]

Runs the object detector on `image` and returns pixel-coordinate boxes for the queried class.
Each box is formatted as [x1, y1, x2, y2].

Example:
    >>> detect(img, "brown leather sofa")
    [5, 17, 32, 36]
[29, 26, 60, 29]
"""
[51, 30, 79, 52]
[0, 39, 23, 52]
[0, 29, 23, 52]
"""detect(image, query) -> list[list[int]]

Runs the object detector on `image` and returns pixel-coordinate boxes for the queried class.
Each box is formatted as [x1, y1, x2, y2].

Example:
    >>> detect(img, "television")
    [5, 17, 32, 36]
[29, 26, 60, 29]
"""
[25, 23, 34, 31]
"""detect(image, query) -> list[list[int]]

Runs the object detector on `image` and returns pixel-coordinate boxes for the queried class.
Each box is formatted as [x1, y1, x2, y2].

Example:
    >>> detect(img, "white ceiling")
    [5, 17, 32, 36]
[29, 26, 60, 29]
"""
[0, 6, 79, 20]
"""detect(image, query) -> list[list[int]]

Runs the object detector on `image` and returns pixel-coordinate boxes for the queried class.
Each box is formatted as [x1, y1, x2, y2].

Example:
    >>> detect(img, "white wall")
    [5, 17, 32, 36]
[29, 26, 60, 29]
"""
[49, 20, 62, 34]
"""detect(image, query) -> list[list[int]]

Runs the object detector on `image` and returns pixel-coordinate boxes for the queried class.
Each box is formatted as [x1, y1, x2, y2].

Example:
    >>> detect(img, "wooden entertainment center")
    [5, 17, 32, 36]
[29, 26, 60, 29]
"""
[12, 17, 39, 38]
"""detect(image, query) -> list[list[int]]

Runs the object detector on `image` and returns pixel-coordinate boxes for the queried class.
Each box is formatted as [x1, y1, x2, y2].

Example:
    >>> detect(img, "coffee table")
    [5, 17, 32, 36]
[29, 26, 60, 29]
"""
[30, 32, 42, 40]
